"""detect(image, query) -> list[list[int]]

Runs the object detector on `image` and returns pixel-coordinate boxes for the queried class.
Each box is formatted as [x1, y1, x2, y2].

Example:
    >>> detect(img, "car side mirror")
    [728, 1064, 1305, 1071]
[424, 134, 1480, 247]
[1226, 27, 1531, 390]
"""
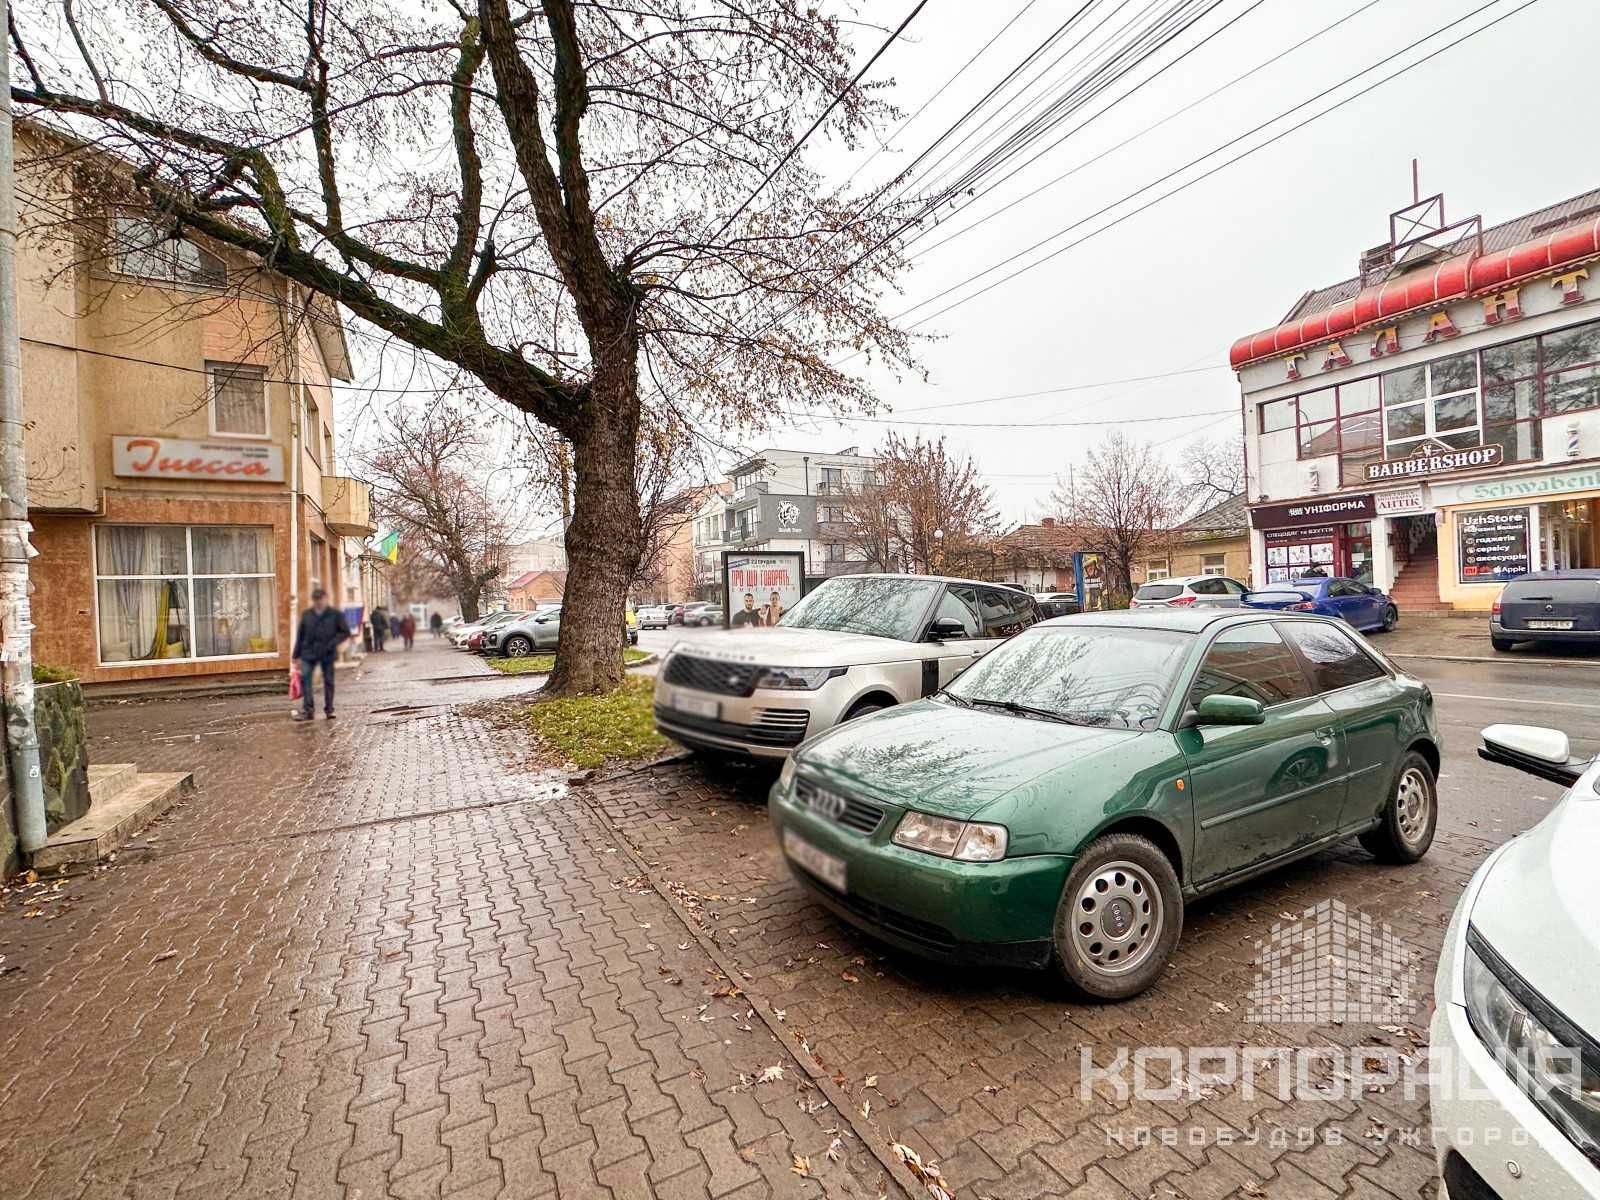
[1478, 723, 1593, 787]
[1188, 695, 1266, 727]
[928, 617, 969, 641]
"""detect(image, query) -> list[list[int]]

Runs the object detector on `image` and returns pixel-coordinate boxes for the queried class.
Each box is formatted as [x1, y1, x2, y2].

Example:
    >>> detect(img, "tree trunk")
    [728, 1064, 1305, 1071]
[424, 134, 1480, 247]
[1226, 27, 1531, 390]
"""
[545, 343, 644, 695]
[458, 584, 483, 623]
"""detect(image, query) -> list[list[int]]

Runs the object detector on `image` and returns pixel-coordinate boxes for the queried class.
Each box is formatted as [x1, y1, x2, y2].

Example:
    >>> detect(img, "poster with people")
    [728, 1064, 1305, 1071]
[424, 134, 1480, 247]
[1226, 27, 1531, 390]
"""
[722, 551, 805, 629]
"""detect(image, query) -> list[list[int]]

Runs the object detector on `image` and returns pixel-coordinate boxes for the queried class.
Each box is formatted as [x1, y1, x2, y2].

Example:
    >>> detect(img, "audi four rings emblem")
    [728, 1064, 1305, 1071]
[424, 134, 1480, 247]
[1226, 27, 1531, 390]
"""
[806, 789, 849, 820]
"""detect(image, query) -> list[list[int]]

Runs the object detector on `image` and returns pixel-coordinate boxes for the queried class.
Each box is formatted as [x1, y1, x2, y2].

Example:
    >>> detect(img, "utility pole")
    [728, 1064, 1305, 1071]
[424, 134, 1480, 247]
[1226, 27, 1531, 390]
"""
[0, 3, 47, 857]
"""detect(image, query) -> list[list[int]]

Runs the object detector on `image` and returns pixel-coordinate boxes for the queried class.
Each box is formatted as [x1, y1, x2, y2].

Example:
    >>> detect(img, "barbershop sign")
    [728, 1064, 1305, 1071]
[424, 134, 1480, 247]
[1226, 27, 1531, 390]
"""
[1363, 439, 1502, 482]
[112, 436, 286, 483]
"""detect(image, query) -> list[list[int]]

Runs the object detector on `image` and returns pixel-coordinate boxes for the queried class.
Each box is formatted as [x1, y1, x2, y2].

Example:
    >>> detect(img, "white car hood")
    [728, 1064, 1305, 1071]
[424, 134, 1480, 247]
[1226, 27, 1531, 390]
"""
[667, 627, 920, 667]
[1470, 772, 1600, 1032]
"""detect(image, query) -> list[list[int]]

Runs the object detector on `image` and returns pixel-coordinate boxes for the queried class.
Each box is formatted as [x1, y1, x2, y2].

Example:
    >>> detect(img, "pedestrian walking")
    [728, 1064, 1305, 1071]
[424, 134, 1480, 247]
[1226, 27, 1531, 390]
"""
[401, 612, 416, 650]
[292, 588, 352, 721]
[371, 606, 389, 652]
[429, 612, 443, 638]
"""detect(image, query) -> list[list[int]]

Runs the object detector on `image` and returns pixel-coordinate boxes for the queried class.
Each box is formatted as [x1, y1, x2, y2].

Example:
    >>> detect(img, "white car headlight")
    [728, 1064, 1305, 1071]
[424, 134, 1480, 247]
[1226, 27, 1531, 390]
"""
[753, 666, 845, 690]
[892, 812, 1008, 862]
[1465, 932, 1600, 1163]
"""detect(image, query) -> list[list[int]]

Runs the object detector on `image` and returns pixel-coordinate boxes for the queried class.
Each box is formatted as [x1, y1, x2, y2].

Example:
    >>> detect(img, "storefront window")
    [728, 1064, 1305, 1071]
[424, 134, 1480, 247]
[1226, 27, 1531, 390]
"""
[1381, 352, 1480, 458]
[95, 525, 278, 664]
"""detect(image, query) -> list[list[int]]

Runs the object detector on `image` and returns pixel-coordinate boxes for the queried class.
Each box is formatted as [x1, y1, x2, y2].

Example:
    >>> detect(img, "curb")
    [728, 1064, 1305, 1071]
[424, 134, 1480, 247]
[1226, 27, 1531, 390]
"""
[1390, 652, 1600, 667]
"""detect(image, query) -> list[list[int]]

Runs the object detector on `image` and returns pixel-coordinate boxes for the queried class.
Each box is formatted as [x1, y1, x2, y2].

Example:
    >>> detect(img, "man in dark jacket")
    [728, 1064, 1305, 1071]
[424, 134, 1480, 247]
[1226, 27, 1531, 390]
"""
[292, 588, 352, 721]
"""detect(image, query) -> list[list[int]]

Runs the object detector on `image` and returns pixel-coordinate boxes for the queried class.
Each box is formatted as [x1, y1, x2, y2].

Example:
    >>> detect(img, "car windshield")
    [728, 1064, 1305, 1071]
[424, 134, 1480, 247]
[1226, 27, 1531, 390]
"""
[943, 625, 1192, 730]
[776, 576, 941, 641]
[1135, 583, 1182, 600]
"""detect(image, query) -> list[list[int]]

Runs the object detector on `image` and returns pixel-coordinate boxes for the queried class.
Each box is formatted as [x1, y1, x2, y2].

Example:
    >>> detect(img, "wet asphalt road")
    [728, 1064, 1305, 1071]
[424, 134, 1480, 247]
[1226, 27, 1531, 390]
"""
[639, 624, 1600, 844]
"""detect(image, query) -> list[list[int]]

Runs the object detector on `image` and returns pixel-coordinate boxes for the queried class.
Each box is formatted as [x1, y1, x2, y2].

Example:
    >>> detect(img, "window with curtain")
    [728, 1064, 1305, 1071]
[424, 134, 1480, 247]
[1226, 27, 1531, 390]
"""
[96, 526, 277, 663]
[209, 362, 268, 437]
[113, 215, 227, 288]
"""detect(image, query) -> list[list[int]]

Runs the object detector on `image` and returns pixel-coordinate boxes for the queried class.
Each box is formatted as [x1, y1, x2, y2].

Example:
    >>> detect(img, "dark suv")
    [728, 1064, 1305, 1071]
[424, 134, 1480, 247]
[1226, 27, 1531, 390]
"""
[1490, 570, 1600, 651]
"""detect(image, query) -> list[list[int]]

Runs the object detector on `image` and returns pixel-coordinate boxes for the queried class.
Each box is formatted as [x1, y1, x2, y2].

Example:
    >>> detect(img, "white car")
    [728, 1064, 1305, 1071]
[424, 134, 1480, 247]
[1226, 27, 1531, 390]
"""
[653, 574, 1039, 759]
[1130, 574, 1250, 609]
[1431, 723, 1600, 1199]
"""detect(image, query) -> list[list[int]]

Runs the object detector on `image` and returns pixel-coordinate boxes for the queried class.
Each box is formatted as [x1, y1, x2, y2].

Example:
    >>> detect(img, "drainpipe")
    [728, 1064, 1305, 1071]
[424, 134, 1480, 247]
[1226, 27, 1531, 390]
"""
[0, 11, 47, 856]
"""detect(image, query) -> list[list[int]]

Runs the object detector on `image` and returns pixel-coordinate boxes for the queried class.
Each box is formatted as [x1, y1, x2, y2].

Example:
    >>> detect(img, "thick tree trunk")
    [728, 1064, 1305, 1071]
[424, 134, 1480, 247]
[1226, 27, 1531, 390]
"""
[545, 342, 644, 695]
[458, 585, 483, 623]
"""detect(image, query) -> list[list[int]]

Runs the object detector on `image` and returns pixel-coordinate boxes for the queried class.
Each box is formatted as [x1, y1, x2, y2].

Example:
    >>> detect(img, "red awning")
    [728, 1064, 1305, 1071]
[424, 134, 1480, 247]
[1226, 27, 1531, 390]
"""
[1229, 216, 1600, 369]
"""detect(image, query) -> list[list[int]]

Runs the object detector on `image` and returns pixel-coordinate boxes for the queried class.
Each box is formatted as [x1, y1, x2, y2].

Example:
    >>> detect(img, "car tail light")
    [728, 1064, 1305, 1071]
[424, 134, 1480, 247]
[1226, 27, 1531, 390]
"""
[1168, 594, 1197, 606]
[1492, 597, 1503, 618]
[1289, 601, 1316, 612]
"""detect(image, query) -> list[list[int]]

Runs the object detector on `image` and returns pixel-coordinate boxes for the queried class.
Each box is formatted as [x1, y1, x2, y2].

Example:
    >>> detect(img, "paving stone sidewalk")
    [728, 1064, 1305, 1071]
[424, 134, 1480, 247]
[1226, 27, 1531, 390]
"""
[0, 643, 896, 1200]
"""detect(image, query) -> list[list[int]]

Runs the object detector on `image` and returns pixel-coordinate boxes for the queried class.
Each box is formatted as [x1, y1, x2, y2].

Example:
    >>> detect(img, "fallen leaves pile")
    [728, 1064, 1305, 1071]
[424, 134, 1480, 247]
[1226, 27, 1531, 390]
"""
[892, 1142, 954, 1200]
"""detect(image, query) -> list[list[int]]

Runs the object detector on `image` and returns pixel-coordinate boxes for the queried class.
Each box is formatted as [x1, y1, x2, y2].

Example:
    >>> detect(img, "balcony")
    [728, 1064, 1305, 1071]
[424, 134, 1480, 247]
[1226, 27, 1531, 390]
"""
[321, 475, 376, 537]
[734, 481, 768, 503]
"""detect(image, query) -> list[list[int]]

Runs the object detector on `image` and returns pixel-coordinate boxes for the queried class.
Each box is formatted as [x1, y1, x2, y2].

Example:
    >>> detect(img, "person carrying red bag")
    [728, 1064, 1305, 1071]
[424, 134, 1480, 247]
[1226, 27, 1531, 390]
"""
[291, 588, 353, 721]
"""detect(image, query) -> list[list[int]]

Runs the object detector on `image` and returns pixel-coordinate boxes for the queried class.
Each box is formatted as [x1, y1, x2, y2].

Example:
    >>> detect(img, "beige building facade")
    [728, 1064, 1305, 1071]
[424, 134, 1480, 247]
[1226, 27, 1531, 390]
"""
[16, 122, 374, 688]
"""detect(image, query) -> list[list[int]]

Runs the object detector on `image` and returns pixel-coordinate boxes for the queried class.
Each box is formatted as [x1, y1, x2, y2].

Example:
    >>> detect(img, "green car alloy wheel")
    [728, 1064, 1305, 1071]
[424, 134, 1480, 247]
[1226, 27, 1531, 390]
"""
[770, 608, 1442, 1002]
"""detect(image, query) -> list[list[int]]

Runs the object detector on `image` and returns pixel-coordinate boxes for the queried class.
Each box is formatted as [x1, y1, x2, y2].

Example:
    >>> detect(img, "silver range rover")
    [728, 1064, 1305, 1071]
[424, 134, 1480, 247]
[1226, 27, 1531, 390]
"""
[653, 574, 1039, 759]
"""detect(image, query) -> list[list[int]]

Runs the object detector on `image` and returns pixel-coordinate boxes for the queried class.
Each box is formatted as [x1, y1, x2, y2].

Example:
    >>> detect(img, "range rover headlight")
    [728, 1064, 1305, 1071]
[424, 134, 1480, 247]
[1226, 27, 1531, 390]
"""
[753, 666, 845, 690]
[1465, 930, 1600, 1165]
[892, 812, 1008, 862]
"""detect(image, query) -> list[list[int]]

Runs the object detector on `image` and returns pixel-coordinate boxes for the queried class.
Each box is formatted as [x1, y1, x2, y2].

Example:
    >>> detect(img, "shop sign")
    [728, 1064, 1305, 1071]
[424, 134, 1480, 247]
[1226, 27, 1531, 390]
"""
[112, 436, 285, 483]
[1263, 524, 1337, 544]
[1250, 494, 1374, 530]
[1374, 485, 1429, 517]
[1430, 464, 1600, 507]
[1457, 507, 1531, 584]
[1364, 439, 1502, 482]
[774, 499, 804, 536]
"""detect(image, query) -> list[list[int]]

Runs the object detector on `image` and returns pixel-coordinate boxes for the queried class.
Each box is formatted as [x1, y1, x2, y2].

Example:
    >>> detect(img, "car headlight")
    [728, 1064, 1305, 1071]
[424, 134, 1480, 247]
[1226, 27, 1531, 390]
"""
[753, 666, 845, 690]
[892, 812, 1008, 862]
[1465, 930, 1600, 1164]
[778, 757, 797, 792]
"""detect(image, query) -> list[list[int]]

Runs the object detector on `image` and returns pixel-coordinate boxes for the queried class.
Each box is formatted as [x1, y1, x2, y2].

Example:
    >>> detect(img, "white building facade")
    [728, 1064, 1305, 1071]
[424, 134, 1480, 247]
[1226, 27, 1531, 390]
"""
[1234, 188, 1600, 611]
[690, 447, 882, 599]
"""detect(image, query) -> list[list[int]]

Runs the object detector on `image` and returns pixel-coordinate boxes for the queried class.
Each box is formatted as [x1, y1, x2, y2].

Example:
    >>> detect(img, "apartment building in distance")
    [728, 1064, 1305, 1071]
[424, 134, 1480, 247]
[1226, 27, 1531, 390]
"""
[690, 447, 882, 601]
[15, 119, 374, 687]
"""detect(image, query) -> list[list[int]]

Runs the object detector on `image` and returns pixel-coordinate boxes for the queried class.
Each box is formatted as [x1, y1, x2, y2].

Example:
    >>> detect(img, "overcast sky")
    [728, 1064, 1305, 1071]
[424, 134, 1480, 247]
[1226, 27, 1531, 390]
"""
[747, 0, 1599, 524]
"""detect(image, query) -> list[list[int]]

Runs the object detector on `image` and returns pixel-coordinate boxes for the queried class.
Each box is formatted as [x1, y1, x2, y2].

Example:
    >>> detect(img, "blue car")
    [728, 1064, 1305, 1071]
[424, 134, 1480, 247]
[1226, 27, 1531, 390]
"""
[1241, 576, 1399, 633]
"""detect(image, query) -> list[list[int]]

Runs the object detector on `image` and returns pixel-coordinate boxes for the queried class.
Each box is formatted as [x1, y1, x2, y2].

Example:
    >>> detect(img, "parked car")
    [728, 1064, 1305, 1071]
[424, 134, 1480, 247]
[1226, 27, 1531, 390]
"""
[1241, 577, 1398, 633]
[1490, 569, 1600, 652]
[769, 608, 1439, 1000]
[1131, 575, 1250, 609]
[654, 574, 1039, 760]
[680, 602, 722, 627]
[458, 610, 526, 650]
[1033, 593, 1082, 620]
[485, 606, 562, 656]
[1431, 723, 1599, 1198]
[449, 610, 510, 647]
[637, 605, 674, 630]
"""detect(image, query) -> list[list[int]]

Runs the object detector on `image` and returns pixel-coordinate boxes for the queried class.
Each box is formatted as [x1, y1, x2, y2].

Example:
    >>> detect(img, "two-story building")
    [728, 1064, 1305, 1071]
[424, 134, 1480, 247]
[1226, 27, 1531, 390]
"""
[16, 120, 374, 687]
[690, 447, 882, 599]
[1233, 186, 1600, 611]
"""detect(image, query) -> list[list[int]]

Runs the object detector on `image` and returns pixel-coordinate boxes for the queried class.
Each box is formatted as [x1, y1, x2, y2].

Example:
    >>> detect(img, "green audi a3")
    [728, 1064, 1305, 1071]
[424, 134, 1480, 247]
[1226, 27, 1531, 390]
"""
[769, 609, 1441, 1001]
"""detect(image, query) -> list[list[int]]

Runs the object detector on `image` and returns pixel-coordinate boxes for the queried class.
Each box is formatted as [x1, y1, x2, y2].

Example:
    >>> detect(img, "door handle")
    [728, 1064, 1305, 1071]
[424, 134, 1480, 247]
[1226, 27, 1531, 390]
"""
[1314, 726, 1336, 745]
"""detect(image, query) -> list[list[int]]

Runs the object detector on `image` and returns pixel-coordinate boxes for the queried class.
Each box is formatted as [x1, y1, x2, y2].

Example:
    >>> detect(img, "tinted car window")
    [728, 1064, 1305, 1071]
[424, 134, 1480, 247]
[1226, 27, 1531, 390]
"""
[1221, 579, 1248, 595]
[936, 587, 980, 636]
[1136, 583, 1182, 600]
[978, 587, 1035, 637]
[1189, 578, 1225, 595]
[1281, 622, 1386, 691]
[1187, 623, 1312, 708]
[1328, 580, 1360, 598]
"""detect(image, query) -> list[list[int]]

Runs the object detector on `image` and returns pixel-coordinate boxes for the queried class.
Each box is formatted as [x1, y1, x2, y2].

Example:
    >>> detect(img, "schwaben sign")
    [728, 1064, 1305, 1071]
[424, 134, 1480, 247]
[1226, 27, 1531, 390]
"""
[112, 436, 286, 483]
[1363, 439, 1502, 482]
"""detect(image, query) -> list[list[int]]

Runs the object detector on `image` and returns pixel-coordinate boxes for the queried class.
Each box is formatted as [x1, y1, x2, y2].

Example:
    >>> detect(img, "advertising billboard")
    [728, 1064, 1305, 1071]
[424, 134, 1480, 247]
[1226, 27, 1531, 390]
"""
[721, 551, 807, 628]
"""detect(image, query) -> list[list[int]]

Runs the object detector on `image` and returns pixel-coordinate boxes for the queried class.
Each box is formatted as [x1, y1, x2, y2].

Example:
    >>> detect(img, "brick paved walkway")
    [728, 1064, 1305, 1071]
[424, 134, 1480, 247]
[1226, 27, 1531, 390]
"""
[0, 643, 896, 1199]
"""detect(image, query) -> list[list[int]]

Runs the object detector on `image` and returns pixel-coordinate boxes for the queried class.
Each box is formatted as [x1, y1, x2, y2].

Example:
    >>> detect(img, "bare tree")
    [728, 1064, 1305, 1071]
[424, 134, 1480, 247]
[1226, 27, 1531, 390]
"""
[1180, 435, 1246, 515]
[386, 544, 453, 611]
[365, 405, 516, 622]
[12, 0, 921, 693]
[1053, 433, 1181, 600]
[838, 434, 998, 575]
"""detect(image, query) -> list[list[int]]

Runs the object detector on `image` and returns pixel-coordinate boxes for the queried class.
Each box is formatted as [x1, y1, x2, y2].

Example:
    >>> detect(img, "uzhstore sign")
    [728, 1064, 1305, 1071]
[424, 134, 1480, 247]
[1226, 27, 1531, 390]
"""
[112, 436, 286, 483]
[1364, 439, 1502, 482]
[1250, 494, 1374, 530]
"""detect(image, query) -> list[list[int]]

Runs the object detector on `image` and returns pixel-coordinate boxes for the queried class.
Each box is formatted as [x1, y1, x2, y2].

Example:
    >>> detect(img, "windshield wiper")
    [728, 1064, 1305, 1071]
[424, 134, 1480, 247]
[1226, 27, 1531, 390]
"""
[963, 697, 1077, 725]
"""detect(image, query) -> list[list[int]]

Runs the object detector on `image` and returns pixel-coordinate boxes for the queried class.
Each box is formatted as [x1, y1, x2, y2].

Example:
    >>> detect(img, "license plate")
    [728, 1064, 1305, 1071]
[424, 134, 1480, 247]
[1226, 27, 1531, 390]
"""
[1527, 619, 1574, 630]
[670, 690, 720, 720]
[783, 830, 847, 892]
